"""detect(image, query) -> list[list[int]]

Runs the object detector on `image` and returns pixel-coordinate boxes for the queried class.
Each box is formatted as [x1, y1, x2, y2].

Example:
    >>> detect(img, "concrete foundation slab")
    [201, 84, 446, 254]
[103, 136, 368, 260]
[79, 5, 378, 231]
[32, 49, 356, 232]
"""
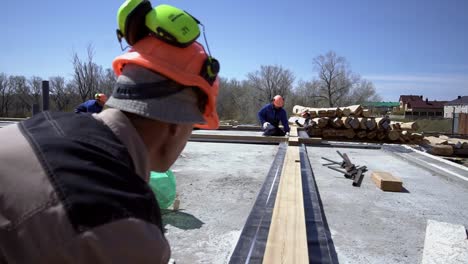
[421, 219, 468, 264]
[307, 146, 468, 264]
[164, 142, 279, 263]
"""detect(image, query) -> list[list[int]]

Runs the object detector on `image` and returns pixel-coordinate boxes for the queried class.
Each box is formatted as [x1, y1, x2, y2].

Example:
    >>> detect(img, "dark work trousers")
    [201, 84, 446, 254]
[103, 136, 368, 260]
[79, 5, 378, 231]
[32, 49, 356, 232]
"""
[263, 126, 286, 136]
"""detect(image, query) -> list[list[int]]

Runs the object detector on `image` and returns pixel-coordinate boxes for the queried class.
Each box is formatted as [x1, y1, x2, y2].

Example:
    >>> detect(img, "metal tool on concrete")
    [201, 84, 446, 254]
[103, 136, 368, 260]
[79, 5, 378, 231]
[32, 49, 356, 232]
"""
[322, 151, 367, 187]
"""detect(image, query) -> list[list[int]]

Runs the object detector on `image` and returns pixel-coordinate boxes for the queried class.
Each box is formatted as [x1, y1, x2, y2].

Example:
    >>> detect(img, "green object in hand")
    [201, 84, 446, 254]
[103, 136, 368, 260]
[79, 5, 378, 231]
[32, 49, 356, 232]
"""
[149, 170, 176, 209]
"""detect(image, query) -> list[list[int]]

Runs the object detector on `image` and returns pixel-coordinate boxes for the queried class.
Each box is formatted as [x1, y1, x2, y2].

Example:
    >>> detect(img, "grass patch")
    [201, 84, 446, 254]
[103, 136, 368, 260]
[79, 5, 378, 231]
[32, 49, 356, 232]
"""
[398, 119, 453, 133]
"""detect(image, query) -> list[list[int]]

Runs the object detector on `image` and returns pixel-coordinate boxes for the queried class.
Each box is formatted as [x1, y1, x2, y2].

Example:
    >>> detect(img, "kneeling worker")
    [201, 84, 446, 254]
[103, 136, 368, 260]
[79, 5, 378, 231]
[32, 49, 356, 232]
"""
[258, 95, 290, 136]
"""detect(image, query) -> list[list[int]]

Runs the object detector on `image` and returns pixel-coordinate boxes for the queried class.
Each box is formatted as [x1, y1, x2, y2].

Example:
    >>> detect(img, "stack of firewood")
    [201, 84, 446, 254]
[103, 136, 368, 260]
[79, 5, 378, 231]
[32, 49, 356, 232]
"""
[289, 105, 424, 143]
[422, 135, 468, 156]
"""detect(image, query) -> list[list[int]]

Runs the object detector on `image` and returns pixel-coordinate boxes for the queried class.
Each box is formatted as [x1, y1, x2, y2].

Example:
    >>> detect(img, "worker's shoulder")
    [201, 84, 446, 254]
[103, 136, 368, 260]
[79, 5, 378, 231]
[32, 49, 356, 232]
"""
[260, 103, 272, 111]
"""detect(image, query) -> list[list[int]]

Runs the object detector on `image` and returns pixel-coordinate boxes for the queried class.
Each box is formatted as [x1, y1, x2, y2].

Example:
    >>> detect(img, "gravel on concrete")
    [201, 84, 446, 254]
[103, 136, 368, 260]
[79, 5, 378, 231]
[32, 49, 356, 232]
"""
[307, 146, 468, 264]
[164, 141, 278, 264]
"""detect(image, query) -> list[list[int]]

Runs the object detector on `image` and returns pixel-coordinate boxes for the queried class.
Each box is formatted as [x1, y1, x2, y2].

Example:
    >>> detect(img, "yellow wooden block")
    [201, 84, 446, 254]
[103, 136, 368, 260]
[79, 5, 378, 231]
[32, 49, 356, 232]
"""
[371, 171, 403, 192]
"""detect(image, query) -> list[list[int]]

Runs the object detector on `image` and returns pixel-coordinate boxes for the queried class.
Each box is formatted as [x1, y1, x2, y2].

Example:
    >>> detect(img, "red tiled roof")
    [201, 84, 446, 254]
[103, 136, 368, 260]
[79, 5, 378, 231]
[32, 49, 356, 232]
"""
[408, 100, 447, 109]
[399, 95, 423, 103]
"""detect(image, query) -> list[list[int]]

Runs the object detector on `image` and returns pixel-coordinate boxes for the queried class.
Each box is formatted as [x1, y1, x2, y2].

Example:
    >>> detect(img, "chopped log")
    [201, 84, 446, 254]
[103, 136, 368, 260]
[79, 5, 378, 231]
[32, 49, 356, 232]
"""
[313, 117, 329, 128]
[317, 109, 328, 117]
[308, 111, 318, 119]
[400, 122, 419, 131]
[292, 105, 305, 115]
[391, 123, 401, 131]
[326, 109, 337, 117]
[347, 105, 363, 116]
[335, 108, 343, 118]
[322, 128, 355, 139]
[330, 117, 344, 128]
[377, 130, 386, 141]
[454, 148, 468, 156]
[358, 118, 368, 130]
[367, 130, 377, 139]
[361, 109, 371, 118]
[410, 133, 424, 141]
[428, 144, 454, 156]
[425, 136, 448, 145]
[356, 130, 367, 139]
[400, 131, 411, 143]
[306, 127, 322, 137]
[341, 116, 352, 129]
[365, 118, 377, 130]
[339, 107, 352, 116]
[349, 117, 360, 129]
[387, 130, 400, 141]
[376, 116, 391, 130]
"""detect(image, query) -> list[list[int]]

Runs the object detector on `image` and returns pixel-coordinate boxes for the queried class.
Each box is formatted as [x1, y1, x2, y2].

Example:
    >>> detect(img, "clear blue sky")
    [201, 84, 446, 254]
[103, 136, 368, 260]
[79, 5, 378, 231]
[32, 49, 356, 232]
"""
[2, 0, 468, 101]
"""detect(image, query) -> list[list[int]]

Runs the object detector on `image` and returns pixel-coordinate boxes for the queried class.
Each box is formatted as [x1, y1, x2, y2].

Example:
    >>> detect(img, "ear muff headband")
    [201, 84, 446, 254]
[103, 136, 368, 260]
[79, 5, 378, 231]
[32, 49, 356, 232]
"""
[117, 0, 152, 46]
[116, 1, 220, 84]
[145, 5, 201, 47]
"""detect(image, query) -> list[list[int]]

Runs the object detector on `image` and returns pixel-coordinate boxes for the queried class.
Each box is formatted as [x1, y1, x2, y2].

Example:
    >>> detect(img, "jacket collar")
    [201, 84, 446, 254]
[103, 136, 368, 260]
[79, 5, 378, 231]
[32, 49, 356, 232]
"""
[93, 109, 150, 182]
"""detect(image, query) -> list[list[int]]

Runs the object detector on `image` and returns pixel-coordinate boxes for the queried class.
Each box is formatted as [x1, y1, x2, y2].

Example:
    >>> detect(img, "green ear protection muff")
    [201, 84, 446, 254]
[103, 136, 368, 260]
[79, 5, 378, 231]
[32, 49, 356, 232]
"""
[117, 1, 200, 47]
[145, 5, 201, 47]
[116, 0, 153, 46]
[116, 0, 220, 84]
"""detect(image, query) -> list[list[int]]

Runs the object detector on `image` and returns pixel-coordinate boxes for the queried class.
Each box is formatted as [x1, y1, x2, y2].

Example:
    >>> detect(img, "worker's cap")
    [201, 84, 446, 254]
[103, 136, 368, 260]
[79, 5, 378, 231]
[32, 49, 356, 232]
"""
[105, 64, 205, 124]
[273, 95, 284, 108]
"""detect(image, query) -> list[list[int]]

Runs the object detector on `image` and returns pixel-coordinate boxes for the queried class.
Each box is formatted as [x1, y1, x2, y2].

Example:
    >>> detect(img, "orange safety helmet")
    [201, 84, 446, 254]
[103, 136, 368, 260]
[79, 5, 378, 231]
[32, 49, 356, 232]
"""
[95, 93, 108, 103]
[272, 95, 284, 108]
[112, 36, 219, 129]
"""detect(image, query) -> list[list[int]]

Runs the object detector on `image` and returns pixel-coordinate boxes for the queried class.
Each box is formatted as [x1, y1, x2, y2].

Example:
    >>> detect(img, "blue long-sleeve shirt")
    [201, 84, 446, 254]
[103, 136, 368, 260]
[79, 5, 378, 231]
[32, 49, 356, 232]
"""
[75, 100, 103, 114]
[257, 103, 290, 132]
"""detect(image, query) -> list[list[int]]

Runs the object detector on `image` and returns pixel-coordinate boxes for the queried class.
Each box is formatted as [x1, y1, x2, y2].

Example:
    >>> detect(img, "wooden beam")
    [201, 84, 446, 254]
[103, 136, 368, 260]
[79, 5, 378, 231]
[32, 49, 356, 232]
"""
[289, 126, 298, 137]
[189, 133, 288, 143]
[371, 171, 403, 192]
[263, 146, 309, 263]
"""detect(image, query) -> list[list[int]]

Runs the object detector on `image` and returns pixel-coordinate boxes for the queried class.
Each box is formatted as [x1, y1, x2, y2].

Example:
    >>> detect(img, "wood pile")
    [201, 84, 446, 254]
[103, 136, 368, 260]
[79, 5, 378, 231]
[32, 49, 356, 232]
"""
[422, 135, 468, 157]
[289, 105, 424, 143]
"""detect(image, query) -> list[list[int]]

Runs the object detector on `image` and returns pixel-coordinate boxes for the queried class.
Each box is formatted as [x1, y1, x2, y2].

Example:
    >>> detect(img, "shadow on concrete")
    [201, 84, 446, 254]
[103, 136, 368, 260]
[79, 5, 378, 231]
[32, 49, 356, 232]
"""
[401, 186, 410, 193]
[161, 209, 205, 230]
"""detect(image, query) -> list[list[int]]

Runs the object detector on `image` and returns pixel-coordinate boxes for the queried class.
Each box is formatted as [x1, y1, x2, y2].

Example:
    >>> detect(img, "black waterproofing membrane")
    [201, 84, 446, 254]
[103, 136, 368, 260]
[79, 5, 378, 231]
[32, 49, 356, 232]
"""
[229, 142, 339, 263]
[229, 142, 287, 263]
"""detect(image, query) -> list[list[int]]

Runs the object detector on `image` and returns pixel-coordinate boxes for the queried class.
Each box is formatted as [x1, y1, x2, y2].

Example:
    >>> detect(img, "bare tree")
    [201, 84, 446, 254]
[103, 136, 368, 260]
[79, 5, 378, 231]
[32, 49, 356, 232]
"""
[100, 68, 117, 96]
[50, 76, 75, 111]
[290, 80, 325, 108]
[217, 77, 248, 121]
[314, 51, 359, 107]
[72, 44, 103, 102]
[346, 79, 382, 105]
[9, 75, 32, 116]
[28, 76, 42, 107]
[0, 73, 13, 116]
[247, 65, 295, 104]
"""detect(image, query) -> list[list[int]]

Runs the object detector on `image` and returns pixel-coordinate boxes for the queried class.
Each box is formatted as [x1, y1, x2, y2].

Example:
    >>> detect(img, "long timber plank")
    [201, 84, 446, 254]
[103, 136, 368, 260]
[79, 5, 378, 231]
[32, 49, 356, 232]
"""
[263, 146, 309, 263]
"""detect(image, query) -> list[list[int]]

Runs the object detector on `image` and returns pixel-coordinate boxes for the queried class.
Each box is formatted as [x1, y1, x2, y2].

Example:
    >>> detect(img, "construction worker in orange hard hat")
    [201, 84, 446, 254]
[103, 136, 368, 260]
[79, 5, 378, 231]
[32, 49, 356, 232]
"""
[258, 95, 290, 136]
[0, 1, 220, 263]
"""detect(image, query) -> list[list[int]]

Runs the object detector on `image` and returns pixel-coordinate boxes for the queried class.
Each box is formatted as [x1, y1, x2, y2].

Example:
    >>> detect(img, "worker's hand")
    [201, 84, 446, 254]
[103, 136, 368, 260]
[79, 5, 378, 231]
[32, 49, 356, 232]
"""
[262, 122, 271, 130]
[286, 132, 290, 136]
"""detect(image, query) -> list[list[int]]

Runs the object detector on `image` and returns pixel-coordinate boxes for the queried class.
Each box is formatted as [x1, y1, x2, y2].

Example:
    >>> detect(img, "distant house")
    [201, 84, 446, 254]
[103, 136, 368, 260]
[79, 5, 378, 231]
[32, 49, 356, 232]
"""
[444, 96, 468, 118]
[405, 98, 446, 119]
[399, 95, 423, 111]
[362, 102, 399, 115]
